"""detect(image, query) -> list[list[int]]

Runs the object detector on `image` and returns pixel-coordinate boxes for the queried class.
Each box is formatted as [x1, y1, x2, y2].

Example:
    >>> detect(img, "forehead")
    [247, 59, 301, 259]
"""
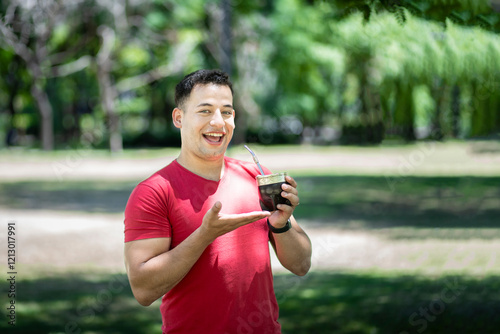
[186, 84, 233, 106]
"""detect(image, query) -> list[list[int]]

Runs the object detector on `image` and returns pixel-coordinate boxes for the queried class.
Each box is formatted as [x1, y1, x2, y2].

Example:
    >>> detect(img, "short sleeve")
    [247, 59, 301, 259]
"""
[124, 183, 171, 242]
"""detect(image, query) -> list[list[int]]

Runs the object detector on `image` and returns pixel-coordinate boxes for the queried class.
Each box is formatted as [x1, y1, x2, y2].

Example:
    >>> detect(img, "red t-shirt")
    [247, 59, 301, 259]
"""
[124, 157, 281, 334]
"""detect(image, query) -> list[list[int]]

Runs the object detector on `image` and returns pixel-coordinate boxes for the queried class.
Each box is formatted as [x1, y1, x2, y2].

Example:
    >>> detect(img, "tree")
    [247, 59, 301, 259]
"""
[0, 0, 96, 150]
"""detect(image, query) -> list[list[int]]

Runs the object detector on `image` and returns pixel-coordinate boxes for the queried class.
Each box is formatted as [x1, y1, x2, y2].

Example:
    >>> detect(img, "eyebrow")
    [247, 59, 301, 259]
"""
[195, 103, 233, 109]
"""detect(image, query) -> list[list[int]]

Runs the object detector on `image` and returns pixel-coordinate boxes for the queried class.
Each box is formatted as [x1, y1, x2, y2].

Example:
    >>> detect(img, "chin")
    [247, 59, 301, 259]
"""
[200, 147, 227, 160]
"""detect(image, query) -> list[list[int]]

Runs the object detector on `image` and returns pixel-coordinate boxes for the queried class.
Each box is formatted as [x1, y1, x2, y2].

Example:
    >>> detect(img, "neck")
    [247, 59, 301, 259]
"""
[176, 152, 225, 181]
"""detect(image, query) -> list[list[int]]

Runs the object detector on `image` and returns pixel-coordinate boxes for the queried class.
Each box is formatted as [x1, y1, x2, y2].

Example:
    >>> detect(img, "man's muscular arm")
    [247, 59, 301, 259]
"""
[268, 176, 312, 276]
[125, 201, 270, 306]
[269, 215, 312, 276]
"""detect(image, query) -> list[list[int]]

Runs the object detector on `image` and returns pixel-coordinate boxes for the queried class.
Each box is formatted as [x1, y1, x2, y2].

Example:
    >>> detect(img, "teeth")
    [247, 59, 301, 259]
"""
[205, 133, 224, 137]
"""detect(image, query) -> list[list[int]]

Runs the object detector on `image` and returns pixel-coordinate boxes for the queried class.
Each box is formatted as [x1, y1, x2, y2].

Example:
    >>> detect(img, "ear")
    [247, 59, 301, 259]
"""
[172, 108, 183, 129]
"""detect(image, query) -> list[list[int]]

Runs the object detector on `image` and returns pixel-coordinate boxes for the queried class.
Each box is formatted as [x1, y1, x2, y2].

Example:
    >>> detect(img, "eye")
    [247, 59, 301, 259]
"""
[222, 110, 234, 116]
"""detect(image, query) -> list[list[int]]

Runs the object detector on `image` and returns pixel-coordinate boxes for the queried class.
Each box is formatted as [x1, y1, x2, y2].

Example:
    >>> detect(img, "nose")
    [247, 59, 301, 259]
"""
[210, 109, 225, 127]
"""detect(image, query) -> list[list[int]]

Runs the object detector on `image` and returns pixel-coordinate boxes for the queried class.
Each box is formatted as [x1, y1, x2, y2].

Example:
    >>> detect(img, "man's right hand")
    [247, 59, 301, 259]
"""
[200, 201, 271, 242]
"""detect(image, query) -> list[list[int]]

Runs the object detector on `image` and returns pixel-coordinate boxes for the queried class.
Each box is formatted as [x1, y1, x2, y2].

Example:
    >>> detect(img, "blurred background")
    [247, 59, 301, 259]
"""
[1, 0, 500, 333]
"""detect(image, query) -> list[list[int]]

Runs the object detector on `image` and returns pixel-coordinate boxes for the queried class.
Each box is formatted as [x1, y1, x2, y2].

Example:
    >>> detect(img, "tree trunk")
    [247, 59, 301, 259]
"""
[360, 82, 384, 144]
[97, 66, 122, 153]
[108, 113, 122, 153]
[96, 26, 122, 153]
[5, 56, 21, 146]
[451, 85, 460, 138]
[233, 95, 248, 145]
[431, 79, 448, 140]
[492, 93, 500, 134]
[31, 78, 54, 150]
[469, 81, 489, 137]
[220, 0, 232, 76]
[359, 76, 373, 143]
[394, 81, 415, 141]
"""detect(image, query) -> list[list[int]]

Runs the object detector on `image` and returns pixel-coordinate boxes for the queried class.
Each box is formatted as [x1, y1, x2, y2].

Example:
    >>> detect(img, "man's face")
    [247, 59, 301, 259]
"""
[174, 83, 235, 162]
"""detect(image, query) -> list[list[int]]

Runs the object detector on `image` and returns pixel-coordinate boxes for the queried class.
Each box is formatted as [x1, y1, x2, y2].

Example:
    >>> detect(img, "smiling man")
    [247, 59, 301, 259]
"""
[124, 69, 312, 334]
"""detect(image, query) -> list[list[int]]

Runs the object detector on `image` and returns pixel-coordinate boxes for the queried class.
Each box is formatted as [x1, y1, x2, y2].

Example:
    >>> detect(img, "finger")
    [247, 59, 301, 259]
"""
[281, 190, 300, 206]
[222, 211, 270, 226]
[276, 203, 294, 214]
[281, 183, 298, 196]
[223, 210, 270, 221]
[206, 201, 222, 220]
[285, 175, 298, 188]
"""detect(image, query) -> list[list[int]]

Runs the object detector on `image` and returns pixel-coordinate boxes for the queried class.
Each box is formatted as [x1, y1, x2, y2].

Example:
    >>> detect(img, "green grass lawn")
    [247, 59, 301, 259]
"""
[1, 160, 499, 333]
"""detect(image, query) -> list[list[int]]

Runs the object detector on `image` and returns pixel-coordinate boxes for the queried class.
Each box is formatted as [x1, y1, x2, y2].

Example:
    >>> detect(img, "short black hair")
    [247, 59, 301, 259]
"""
[175, 69, 233, 108]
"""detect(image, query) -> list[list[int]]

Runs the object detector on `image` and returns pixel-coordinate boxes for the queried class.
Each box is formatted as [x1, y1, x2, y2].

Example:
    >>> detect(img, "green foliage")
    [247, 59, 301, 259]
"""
[145, 11, 169, 31]
[267, 0, 343, 126]
[335, 0, 500, 32]
[0, 0, 499, 149]
[118, 44, 151, 69]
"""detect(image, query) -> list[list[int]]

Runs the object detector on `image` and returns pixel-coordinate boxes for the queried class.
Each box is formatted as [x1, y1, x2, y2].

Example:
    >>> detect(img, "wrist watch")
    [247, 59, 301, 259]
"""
[267, 218, 292, 234]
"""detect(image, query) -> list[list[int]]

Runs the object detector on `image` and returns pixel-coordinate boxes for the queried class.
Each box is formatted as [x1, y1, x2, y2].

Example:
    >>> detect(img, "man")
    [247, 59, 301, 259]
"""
[124, 69, 312, 333]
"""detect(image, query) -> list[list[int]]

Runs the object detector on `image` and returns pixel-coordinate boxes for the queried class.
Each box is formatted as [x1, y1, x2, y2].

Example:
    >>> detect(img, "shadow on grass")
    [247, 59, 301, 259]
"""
[0, 181, 137, 213]
[1, 273, 162, 334]
[1, 272, 499, 334]
[1, 176, 499, 229]
[275, 271, 500, 334]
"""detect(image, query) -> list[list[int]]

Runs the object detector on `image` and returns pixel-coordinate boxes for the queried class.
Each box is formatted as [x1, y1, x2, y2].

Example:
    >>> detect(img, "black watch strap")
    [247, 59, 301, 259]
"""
[267, 218, 292, 234]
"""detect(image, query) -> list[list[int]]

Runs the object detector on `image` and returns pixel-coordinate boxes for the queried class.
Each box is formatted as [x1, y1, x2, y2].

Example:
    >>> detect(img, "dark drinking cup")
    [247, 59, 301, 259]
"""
[257, 172, 291, 211]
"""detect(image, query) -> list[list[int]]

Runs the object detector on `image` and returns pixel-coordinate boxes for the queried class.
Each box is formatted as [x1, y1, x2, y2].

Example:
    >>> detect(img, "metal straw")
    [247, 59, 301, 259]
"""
[244, 145, 266, 175]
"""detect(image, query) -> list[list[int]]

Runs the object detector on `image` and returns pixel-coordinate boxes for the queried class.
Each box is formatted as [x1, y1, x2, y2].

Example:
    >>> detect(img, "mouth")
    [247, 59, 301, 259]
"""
[203, 132, 226, 144]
